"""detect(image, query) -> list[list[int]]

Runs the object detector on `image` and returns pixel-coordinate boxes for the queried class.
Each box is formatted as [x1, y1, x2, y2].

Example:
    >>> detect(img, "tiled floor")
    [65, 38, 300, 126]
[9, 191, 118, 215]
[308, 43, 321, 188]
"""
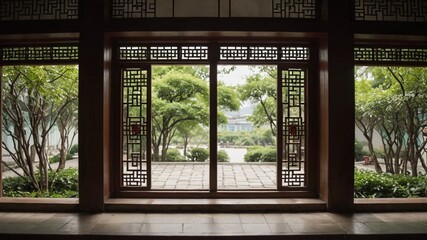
[151, 163, 277, 189]
[0, 212, 427, 237]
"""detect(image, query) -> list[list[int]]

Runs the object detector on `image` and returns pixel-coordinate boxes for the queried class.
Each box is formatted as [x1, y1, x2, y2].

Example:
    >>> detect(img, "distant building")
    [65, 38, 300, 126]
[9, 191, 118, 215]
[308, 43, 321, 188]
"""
[221, 114, 254, 132]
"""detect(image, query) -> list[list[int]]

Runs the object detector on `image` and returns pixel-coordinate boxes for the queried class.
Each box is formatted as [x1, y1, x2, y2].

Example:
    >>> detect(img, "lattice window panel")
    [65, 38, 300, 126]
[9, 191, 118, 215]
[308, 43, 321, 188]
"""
[119, 45, 209, 61]
[0, 0, 79, 21]
[220, 46, 248, 60]
[122, 68, 149, 187]
[220, 46, 310, 61]
[281, 68, 306, 187]
[281, 47, 310, 61]
[119, 46, 149, 60]
[112, 0, 156, 18]
[0, 45, 79, 62]
[249, 47, 278, 60]
[354, 0, 427, 22]
[111, 0, 318, 18]
[181, 46, 209, 60]
[273, 0, 317, 18]
[354, 47, 427, 64]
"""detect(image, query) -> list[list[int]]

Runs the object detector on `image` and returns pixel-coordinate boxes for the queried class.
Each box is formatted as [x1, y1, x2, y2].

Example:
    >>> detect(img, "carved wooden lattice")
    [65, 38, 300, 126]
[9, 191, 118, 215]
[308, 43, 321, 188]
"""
[273, 0, 317, 18]
[281, 68, 305, 187]
[119, 45, 208, 61]
[354, 47, 427, 64]
[122, 68, 149, 187]
[219, 46, 309, 61]
[282, 47, 310, 61]
[112, 0, 156, 18]
[354, 0, 427, 22]
[111, 0, 318, 18]
[0, 0, 79, 21]
[0, 45, 79, 63]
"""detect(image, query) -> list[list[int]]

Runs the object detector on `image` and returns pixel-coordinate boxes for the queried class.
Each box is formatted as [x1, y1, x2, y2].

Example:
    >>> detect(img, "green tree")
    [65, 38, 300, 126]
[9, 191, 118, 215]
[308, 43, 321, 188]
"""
[152, 70, 209, 161]
[239, 67, 277, 136]
[355, 78, 383, 172]
[2, 66, 78, 193]
[355, 66, 427, 176]
[151, 66, 239, 161]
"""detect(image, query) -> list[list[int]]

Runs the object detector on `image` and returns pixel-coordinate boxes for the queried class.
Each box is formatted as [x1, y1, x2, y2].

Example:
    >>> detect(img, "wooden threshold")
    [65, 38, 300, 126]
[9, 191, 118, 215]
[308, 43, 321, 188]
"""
[104, 198, 326, 213]
[0, 197, 79, 212]
[354, 198, 427, 212]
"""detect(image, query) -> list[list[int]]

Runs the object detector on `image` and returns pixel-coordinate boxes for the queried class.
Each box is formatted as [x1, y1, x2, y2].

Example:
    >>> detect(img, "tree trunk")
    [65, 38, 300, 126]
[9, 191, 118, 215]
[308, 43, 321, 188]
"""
[160, 131, 169, 161]
[183, 135, 189, 157]
[368, 140, 382, 173]
[58, 124, 67, 170]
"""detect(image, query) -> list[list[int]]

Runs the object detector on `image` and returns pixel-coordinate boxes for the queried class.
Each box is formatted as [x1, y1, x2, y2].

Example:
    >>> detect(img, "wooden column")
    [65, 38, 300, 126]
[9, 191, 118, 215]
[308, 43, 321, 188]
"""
[319, 0, 354, 212]
[79, 0, 110, 212]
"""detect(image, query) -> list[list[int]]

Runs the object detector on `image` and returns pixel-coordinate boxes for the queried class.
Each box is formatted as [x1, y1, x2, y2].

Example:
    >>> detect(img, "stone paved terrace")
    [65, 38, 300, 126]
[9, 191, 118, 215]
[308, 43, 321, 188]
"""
[152, 163, 277, 190]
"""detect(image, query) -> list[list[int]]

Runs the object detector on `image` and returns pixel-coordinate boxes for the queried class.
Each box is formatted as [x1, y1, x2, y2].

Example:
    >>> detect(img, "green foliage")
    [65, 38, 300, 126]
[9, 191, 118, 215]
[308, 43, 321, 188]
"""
[69, 144, 79, 155]
[355, 66, 427, 176]
[355, 140, 368, 161]
[49, 153, 74, 164]
[217, 81, 240, 112]
[2, 168, 79, 198]
[244, 147, 276, 163]
[238, 67, 277, 135]
[2, 65, 78, 193]
[187, 148, 209, 162]
[165, 148, 186, 162]
[218, 128, 274, 146]
[354, 169, 427, 198]
[217, 150, 230, 162]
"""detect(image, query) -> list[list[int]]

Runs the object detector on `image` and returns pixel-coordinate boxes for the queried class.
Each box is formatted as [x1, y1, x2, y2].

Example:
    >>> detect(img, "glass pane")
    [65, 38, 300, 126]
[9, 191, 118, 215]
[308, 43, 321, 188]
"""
[217, 65, 277, 190]
[354, 66, 427, 198]
[2, 65, 79, 198]
[151, 65, 210, 190]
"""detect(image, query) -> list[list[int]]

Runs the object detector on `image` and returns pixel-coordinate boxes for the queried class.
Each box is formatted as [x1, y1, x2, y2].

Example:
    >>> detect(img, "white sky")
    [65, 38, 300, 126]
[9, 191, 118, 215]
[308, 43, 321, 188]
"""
[218, 65, 253, 86]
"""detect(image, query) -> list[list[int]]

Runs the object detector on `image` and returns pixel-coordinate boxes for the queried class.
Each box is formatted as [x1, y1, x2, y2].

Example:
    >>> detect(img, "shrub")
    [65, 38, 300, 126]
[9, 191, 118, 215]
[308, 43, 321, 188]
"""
[69, 144, 79, 155]
[260, 148, 276, 162]
[244, 147, 276, 163]
[354, 169, 427, 198]
[49, 153, 74, 164]
[187, 148, 209, 162]
[2, 168, 79, 198]
[244, 148, 264, 162]
[217, 150, 230, 162]
[165, 148, 186, 162]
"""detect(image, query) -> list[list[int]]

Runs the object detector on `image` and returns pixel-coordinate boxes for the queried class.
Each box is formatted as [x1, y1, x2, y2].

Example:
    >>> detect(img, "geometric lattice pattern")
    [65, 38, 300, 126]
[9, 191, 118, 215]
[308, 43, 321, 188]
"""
[354, 0, 427, 22]
[220, 46, 249, 60]
[354, 47, 427, 64]
[0, 0, 79, 21]
[119, 46, 149, 60]
[0, 45, 79, 63]
[119, 45, 311, 62]
[119, 45, 208, 61]
[273, 0, 317, 18]
[181, 46, 209, 60]
[150, 46, 179, 60]
[122, 68, 149, 187]
[111, 0, 318, 18]
[249, 47, 279, 60]
[282, 47, 310, 61]
[112, 0, 156, 18]
[281, 68, 306, 187]
[220, 46, 310, 61]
